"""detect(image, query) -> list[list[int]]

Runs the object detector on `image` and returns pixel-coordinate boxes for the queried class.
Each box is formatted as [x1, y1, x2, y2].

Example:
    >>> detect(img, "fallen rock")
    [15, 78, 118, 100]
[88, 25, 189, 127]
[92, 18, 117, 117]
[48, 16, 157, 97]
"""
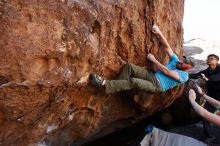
[0, 0, 185, 145]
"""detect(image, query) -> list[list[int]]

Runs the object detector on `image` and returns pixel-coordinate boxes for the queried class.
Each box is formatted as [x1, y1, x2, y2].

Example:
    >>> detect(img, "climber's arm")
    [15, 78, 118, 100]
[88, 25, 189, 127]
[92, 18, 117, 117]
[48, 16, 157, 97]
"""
[147, 54, 179, 81]
[152, 24, 174, 57]
[189, 89, 220, 126]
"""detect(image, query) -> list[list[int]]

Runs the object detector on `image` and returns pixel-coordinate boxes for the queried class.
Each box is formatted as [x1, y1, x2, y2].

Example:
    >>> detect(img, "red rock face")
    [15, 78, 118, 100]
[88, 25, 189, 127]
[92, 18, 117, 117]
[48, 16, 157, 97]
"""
[0, 0, 184, 145]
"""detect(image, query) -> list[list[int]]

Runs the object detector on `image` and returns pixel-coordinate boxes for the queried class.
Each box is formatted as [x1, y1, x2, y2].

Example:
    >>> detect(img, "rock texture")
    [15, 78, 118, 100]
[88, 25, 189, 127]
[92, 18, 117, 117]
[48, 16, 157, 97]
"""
[0, 0, 184, 145]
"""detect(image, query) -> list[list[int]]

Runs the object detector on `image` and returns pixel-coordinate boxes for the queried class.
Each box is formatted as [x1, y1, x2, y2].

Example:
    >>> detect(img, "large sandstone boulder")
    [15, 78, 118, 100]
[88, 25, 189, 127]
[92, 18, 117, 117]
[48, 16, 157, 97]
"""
[0, 0, 184, 145]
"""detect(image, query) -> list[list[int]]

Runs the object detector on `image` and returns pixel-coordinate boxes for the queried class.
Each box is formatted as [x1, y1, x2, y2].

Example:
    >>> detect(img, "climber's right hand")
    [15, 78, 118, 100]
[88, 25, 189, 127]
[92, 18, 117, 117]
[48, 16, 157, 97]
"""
[152, 24, 161, 34]
[147, 53, 156, 62]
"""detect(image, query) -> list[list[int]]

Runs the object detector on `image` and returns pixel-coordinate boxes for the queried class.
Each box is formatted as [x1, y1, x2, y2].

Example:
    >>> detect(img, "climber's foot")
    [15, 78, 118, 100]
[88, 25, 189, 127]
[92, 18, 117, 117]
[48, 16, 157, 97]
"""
[91, 74, 105, 87]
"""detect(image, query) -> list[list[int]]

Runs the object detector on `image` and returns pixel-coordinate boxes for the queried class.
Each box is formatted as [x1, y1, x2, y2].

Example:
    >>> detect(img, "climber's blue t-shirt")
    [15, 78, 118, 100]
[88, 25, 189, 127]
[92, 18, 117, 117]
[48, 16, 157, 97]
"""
[155, 54, 189, 91]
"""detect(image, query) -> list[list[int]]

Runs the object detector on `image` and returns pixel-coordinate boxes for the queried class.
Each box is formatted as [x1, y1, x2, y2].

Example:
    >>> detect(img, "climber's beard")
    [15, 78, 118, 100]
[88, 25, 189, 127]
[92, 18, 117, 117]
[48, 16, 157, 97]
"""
[176, 62, 192, 71]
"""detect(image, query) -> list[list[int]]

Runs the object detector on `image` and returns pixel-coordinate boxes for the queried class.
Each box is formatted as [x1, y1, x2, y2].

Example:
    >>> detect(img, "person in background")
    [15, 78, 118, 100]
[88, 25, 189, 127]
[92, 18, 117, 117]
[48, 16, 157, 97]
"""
[189, 54, 220, 141]
[190, 54, 220, 78]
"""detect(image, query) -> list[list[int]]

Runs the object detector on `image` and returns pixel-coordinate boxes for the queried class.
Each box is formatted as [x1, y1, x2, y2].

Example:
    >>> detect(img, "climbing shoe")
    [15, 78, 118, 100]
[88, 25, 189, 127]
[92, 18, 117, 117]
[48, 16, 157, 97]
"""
[91, 74, 105, 87]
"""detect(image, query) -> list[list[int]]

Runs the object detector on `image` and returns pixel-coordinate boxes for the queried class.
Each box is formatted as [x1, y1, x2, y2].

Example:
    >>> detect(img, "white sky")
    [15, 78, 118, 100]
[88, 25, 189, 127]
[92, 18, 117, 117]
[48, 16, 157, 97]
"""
[183, 0, 220, 42]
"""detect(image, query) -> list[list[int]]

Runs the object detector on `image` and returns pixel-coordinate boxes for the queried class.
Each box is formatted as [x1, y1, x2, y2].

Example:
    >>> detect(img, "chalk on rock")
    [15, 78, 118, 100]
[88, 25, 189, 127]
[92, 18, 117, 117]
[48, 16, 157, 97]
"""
[46, 124, 58, 133]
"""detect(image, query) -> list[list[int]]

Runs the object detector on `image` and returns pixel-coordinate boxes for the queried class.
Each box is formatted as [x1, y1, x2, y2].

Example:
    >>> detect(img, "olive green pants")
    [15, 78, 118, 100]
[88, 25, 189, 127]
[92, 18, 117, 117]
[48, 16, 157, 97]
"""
[105, 64, 161, 94]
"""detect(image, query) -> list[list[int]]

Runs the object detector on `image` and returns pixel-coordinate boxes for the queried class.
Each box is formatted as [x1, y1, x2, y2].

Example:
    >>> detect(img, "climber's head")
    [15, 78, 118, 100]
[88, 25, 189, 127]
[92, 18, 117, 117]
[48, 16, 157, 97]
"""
[176, 56, 194, 71]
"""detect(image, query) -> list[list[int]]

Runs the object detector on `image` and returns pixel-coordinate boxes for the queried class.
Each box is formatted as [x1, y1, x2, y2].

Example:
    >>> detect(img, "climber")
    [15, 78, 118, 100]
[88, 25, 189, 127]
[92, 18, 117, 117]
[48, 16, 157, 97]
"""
[91, 24, 193, 94]
[189, 85, 220, 127]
